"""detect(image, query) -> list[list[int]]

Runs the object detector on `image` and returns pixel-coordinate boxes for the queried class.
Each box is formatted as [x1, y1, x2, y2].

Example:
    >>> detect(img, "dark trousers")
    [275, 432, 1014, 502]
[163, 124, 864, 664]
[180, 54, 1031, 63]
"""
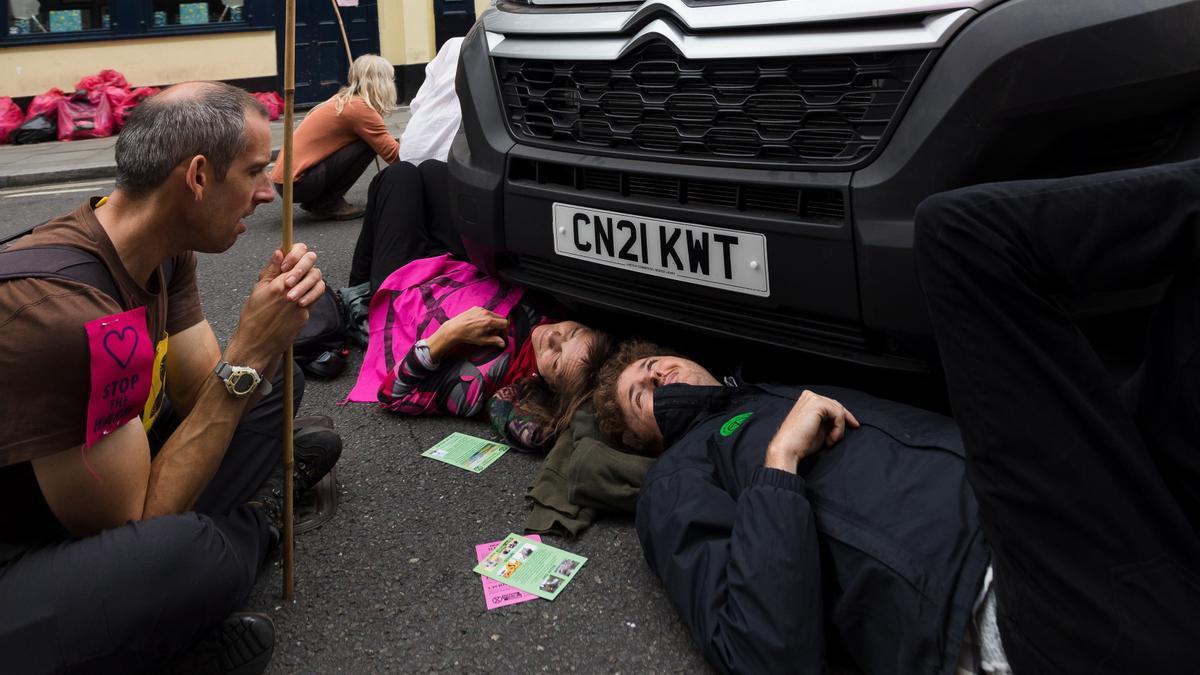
[915, 159, 1200, 673]
[278, 139, 376, 211]
[0, 365, 303, 674]
[348, 159, 464, 292]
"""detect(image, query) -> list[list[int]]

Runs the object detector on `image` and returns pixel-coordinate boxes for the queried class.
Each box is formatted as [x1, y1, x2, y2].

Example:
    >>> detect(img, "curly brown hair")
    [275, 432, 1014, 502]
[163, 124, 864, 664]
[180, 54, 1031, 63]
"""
[592, 338, 677, 453]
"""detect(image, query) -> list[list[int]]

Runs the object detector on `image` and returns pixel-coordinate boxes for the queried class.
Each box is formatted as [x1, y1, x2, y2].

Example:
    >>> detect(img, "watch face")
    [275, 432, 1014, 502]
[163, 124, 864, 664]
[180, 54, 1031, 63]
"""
[230, 372, 256, 396]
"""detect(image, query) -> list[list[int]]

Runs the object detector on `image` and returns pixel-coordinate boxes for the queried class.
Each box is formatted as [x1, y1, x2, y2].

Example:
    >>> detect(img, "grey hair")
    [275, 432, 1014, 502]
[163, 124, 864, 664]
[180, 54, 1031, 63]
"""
[114, 82, 269, 196]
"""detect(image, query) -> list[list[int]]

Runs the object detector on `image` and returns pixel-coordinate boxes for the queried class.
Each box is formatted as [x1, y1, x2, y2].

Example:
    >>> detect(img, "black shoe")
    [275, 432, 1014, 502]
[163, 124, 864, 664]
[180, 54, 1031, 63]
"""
[167, 612, 275, 675]
[298, 347, 349, 379]
[293, 414, 334, 431]
[304, 198, 364, 221]
[246, 471, 284, 531]
[246, 420, 341, 530]
[293, 421, 342, 495]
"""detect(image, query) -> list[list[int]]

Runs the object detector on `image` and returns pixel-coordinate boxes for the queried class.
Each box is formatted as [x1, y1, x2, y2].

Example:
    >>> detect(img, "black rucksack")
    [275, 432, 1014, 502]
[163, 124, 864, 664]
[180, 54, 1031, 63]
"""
[0, 227, 349, 380]
[292, 286, 350, 379]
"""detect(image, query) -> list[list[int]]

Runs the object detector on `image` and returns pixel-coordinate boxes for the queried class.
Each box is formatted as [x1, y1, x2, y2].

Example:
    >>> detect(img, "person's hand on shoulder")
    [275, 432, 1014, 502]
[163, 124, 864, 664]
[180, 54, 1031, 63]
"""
[227, 243, 324, 367]
[764, 390, 860, 474]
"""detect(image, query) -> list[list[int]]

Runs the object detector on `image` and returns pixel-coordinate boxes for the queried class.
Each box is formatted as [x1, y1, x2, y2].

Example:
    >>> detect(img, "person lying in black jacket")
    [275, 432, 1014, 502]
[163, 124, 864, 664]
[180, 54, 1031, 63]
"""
[593, 159, 1200, 675]
[593, 344, 995, 675]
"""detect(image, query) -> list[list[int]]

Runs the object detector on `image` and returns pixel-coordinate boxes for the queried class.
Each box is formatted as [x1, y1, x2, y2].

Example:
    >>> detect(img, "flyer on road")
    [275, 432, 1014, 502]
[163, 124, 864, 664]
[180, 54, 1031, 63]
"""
[422, 432, 510, 473]
[473, 533, 587, 601]
[475, 535, 542, 610]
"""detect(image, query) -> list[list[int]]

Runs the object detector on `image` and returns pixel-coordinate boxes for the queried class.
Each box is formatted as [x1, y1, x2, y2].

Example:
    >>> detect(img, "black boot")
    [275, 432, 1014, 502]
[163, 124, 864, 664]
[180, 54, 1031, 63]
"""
[166, 612, 275, 675]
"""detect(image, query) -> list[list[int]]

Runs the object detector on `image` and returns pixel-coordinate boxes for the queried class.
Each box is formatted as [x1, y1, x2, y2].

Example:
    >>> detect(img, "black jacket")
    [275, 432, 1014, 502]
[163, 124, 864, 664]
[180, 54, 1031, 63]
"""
[635, 382, 990, 675]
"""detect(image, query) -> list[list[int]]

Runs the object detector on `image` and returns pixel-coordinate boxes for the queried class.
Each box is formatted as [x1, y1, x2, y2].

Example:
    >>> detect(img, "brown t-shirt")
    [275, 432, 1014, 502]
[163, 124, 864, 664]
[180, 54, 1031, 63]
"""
[0, 198, 205, 468]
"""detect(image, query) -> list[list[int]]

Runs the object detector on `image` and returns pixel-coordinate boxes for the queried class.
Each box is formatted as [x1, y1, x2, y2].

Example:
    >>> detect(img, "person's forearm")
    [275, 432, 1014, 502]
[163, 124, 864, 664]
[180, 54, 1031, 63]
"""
[424, 324, 458, 362]
[141, 343, 272, 518]
[640, 471, 825, 675]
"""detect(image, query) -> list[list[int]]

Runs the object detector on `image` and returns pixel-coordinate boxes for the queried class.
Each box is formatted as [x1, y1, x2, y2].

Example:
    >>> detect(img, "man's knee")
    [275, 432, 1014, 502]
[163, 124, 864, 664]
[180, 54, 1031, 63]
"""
[93, 515, 256, 665]
[915, 190, 972, 260]
[379, 161, 420, 193]
[132, 514, 257, 604]
[0, 515, 253, 672]
[914, 185, 1017, 281]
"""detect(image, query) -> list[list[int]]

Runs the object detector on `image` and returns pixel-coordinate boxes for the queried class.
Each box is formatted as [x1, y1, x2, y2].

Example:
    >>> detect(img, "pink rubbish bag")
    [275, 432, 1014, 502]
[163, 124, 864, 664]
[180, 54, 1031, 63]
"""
[104, 86, 131, 129]
[104, 85, 130, 110]
[57, 89, 115, 141]
[115, 87, 160, 129]
[76, 69, 130, 93]
[26, 88, 65, 121]
[0, 97, 24, 145]
[252, 92, 284, 121]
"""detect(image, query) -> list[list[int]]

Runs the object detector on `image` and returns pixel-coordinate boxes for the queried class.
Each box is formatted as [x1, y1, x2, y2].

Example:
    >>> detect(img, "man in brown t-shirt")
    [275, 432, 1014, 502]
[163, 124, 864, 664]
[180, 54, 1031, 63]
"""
[0, 82, 340, 674]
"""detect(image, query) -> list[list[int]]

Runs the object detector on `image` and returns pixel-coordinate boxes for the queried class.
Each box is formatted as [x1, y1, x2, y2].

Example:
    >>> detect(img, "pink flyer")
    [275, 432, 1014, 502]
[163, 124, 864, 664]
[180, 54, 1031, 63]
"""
[475, 535, 541, 610]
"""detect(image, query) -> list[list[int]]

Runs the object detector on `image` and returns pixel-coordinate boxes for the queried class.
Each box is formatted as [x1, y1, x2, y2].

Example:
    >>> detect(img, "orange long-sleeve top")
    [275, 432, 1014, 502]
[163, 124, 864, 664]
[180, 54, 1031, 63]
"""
[270, 96, 400, 184]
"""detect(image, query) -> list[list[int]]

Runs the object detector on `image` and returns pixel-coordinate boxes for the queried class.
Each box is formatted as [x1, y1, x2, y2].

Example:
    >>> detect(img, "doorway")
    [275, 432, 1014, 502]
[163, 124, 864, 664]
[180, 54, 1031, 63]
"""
[433, 0, 475, 53]
[277, 0, 381, 106]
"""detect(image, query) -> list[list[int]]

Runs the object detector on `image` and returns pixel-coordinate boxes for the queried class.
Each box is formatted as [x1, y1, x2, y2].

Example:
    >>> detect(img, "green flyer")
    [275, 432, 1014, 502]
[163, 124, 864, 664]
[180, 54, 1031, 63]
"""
[473, 533, 588, 600]
[422, 432, 510, 473]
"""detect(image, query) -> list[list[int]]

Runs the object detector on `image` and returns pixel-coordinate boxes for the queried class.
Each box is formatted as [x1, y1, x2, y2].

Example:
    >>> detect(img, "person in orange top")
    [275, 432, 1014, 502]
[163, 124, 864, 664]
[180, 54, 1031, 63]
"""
[271, 54, 401, 220]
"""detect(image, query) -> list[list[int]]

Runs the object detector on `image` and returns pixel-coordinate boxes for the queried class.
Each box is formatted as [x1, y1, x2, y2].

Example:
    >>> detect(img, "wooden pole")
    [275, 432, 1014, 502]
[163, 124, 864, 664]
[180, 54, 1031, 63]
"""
[330, 0, 354, 65]
[281, 0, 297, 601]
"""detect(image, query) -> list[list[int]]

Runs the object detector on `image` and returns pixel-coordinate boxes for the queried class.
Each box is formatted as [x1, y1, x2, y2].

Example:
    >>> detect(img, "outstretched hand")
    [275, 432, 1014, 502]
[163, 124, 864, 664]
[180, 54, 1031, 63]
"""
[764, 390, 860, 474]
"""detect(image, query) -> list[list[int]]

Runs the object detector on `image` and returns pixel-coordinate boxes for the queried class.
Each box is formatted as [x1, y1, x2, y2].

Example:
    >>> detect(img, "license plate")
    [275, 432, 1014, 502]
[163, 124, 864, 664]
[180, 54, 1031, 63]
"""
[551, 203, 770, 297]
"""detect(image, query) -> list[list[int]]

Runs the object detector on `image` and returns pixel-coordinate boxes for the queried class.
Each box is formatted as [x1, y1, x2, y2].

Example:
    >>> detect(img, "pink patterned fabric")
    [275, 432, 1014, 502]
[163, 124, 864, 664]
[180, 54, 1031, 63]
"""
[346, 254, 526, 407]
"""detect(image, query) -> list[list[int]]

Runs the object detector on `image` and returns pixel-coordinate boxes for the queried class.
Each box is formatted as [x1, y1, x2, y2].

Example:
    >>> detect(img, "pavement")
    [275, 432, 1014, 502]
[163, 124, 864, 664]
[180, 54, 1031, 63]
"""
[0, 107, 413, 188]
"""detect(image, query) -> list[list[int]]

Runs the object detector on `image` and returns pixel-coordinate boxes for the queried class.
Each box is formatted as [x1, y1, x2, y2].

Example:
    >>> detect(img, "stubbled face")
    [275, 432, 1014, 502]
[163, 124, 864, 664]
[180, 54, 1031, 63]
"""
[616, 355, 719, 453]
[532, 321, 599, 393]
[197, 112, 275, 252]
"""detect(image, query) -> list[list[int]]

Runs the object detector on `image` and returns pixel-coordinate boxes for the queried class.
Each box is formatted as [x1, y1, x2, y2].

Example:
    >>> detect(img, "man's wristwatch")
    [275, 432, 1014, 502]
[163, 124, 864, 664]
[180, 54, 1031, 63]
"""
[213, 362, 272, 398]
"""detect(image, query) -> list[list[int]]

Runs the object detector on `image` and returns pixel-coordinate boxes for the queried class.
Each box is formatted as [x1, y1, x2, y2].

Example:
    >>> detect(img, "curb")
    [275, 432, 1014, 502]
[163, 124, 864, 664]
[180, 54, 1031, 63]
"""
[0, 148, 286, 190]
[0, 107, 408, 190]
[0, 166, 116, 190]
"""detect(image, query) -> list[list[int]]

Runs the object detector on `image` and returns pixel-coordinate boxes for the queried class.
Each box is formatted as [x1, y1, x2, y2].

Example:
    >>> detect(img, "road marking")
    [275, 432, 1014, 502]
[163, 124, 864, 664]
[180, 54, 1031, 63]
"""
[2, 181, 113, 199]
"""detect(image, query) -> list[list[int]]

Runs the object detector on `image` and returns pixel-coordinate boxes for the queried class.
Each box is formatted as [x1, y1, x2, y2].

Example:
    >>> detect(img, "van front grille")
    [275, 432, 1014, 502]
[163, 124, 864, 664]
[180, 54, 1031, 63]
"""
[495, 43, 931, 166]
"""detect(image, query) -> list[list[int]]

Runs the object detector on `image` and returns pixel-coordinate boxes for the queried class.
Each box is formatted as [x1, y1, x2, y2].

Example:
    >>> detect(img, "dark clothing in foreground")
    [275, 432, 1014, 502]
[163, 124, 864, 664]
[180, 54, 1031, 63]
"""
[915, 159, 1200, 673]
[636, 382, 989, 675]
[277, 138, 376, 212]
[0, 367, 298, 674]
[348, 159, 463, 293]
